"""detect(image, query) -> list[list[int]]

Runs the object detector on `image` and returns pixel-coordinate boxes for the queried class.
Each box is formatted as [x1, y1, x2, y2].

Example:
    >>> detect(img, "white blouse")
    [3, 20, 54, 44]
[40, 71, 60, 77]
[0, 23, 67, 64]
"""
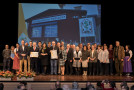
[126, 50, 133, 58]
[97, 49, 103, 61]
[14, 48, 18, 53]
[102, 49, 109, 63]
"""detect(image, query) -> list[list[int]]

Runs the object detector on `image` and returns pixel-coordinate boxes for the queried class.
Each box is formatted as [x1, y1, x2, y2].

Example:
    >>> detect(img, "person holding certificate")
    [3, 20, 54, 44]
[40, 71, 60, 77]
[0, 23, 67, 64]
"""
[39, 43, 49, 75]
[50, 41, 59, 75]
[30, 42, 39, 74]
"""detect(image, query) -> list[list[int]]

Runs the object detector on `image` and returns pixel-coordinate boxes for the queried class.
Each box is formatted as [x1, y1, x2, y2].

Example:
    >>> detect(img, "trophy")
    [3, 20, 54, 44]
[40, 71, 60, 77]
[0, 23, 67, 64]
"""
[42, 49, 44, 53]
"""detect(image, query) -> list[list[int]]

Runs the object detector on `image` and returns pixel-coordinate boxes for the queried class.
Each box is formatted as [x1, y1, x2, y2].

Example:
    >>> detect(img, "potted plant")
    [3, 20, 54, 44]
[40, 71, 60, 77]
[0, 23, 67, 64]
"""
[0, 70, 14, 81]
[16, 71, 36, 81]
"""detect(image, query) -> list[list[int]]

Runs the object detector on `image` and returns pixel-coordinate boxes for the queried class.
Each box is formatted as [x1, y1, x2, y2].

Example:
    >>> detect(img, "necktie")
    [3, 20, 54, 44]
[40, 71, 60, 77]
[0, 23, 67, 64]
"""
[34, 47, 35, 51]
[67, 49, 68, 53]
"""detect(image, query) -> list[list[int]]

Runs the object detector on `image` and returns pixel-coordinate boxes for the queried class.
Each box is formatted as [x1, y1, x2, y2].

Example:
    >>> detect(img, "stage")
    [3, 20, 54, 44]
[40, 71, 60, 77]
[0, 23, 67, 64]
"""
[11, 75, 134, 82]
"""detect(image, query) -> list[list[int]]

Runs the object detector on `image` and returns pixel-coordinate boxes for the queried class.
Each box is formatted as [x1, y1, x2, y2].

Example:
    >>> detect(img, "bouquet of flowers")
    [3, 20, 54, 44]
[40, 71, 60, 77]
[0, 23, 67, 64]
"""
[0, 70, 14, 78]
[16, 71, 36, 79]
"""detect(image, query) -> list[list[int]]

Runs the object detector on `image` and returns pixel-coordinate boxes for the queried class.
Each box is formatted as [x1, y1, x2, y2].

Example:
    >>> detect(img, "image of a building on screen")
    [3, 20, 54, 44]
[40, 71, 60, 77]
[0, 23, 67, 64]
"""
[18, 4, 101, 45]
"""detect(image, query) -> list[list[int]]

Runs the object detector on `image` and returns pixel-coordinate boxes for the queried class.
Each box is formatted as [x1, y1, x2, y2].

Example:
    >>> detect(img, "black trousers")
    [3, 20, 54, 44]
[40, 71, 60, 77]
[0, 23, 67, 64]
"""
[100, 63, 103, 75]
[109, 59, 113, 74]
[65, 61, 73, 75]
[97, 60, 100, 75]
[89, 62, 97, 75]
[38, 58, 42, 74]
[42, 65, 48, 74]
[3, 58, 10, 71]
[113, 61, 116, 74]
[31, 58, 38, 73]
[47, 56, 51, 74]
[104, 63, 109, 75]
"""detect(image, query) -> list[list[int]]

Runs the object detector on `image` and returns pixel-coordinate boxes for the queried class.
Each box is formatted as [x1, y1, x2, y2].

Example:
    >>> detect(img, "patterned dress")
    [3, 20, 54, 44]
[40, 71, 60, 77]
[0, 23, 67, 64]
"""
[59, 50, 67, 66]
[13, 48, 20, 70]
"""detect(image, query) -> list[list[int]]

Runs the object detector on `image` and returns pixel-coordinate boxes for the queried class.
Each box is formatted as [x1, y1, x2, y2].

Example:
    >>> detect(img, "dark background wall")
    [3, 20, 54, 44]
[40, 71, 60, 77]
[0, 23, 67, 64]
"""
[0, 0, 134, 64]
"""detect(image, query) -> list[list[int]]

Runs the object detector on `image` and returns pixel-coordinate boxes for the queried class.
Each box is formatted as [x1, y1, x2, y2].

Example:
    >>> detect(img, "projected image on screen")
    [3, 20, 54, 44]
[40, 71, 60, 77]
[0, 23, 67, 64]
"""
[18, 3, 101, 45]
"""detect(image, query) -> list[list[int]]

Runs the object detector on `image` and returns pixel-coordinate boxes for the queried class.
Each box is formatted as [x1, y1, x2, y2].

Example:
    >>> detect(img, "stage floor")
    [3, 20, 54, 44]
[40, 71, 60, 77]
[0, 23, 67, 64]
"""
[12, 75, 134, 82]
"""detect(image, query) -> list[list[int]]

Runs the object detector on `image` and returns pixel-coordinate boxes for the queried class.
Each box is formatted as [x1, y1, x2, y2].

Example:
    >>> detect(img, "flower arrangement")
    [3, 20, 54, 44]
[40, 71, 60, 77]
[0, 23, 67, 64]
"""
[16, 71, 36, 79]
[0, 70, 14, 78]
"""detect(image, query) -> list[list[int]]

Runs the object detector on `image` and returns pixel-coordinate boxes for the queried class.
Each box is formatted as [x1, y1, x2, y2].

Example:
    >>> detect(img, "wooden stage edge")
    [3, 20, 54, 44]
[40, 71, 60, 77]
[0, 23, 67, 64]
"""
[6, 75, 134, 82]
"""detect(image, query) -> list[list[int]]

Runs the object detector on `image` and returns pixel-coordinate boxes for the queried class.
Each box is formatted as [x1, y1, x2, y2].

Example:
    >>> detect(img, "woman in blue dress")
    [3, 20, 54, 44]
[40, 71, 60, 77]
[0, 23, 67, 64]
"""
[10, 46, 15, 71]
[123, 45, 133, 76]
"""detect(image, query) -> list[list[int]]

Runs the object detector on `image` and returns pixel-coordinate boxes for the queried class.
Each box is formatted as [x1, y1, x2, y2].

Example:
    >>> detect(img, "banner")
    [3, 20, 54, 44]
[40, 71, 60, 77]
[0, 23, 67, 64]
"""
[79, 18, 95, 37]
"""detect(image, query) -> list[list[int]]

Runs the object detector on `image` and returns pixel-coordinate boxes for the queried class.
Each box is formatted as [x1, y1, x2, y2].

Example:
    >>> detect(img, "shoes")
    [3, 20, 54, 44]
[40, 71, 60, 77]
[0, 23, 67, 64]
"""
[89, 73, 91, 76]
[93, 73, 95, 76]
[100, 73, 103, 76]
[115, 74, 119, 76]
[42, 73, 46, 76]
[61, 73, 64, 76]
[36, 72, 39, 75]
[126, 73, 130, 76]
[85, 71, 87, 76]
[83, 71, 87, 76]
[58, 73, 61, 75]
[83, 71, 85, 76]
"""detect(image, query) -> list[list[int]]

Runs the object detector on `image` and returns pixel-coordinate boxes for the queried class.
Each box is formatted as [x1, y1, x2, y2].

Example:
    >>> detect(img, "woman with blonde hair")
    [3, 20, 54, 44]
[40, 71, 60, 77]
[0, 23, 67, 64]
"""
[102, 45, 109, 75]
[73, 46, 82, 75]
[59, 45, 67, 75]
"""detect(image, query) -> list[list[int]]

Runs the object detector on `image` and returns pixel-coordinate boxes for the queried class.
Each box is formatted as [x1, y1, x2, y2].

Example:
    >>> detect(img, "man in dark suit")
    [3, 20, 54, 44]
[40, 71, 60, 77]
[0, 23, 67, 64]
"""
[27, 41, 33, 73]
[50, 41, 59, 75]
[30, 42, 39, 74]
[47, 42, 51, 74]
[37, 41, 42, 74]
[65, 44, 73, 75]
[18, 40, 28, 73]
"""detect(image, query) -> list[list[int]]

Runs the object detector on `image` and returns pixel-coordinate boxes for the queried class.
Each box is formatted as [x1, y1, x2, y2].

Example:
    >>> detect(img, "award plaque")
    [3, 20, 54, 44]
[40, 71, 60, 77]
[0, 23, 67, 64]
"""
[30, 52, 39, 58]
[51, 50, 58, 59]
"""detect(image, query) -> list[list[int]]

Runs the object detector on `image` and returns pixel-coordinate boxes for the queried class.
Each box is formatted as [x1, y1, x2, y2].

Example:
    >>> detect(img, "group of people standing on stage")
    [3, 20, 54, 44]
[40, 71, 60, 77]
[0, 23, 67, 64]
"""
[2, 40, 133, 76]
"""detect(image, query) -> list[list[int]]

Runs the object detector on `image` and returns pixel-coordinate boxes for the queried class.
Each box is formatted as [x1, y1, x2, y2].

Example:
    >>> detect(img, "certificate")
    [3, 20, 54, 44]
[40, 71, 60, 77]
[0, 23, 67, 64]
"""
[30, 52, 39, 58]
[51, 50, 58, 59]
